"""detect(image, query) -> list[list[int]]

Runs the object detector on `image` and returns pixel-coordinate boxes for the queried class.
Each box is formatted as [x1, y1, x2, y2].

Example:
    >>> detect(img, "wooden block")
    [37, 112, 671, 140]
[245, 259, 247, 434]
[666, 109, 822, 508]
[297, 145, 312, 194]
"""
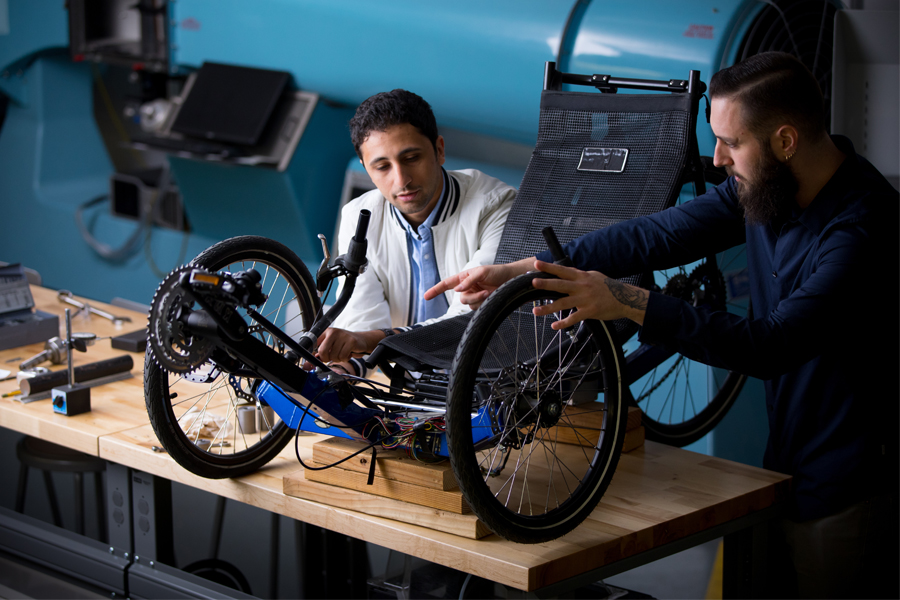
[283, 472, 490, 539]
[622, 426, 645, 453]
[627, 406, 642, 431]
[304, 462, 471, 514]
[312, 437, 458, 491]
[547, 404, 644, 450]
[564, 403, 641, 430]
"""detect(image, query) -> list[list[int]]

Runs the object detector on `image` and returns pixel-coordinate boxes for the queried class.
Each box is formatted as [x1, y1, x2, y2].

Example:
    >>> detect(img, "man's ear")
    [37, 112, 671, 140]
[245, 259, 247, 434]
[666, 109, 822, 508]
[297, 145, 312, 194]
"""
[772, 124, 799, 161]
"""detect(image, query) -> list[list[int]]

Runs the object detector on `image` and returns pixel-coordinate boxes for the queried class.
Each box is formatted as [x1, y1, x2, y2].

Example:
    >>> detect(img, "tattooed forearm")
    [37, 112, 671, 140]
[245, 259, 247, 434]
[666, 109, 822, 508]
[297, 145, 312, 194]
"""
[604, 277, 648, 312]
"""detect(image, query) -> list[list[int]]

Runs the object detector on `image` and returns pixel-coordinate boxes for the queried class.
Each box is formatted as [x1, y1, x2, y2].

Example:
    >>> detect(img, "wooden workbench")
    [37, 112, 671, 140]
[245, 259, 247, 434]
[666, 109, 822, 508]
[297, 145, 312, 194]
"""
[0, 287, 150, 455]
[0, 286, 791, 595]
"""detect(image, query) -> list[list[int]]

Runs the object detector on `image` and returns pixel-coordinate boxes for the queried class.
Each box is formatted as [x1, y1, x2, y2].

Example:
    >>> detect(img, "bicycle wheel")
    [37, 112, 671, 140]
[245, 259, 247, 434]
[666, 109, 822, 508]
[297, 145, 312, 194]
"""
[447, 273, 626, 543]
[626, 245, 748, 447]
[145, 236, 320, 479]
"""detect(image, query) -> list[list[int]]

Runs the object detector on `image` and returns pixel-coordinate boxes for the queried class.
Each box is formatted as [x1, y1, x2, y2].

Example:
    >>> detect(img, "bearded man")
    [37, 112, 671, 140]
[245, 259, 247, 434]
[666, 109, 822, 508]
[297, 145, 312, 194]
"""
[427, 52, 898, 598]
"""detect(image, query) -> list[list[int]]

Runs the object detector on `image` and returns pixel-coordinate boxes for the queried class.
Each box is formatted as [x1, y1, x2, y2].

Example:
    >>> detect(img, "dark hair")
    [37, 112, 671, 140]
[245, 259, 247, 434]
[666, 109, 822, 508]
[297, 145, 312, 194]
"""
[349, 89, 439, 159]
[709, 52, 826, 142]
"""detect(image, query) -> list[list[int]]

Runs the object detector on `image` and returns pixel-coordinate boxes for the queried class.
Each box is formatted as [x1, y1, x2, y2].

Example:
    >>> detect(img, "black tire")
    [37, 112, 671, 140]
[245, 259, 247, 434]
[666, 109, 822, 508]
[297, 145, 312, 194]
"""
[144, 236, 320, 479]
[627, 248, 748, 447]
[447, 273, 626, 543]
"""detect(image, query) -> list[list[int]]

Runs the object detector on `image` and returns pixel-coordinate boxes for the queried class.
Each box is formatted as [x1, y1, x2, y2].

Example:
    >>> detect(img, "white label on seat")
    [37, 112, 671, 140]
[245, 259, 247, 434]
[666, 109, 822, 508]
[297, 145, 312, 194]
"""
[577, 148, 628, 173]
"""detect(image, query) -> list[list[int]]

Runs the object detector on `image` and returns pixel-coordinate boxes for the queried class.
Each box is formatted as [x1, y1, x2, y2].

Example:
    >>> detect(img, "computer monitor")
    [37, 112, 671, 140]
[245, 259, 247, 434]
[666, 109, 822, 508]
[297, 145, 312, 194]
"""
[171, 62, 291, 147]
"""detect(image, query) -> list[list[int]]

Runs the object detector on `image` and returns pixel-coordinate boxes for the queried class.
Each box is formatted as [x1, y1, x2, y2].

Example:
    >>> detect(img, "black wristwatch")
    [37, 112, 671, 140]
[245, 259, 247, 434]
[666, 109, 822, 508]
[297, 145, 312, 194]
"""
[380, 328, 396, 338]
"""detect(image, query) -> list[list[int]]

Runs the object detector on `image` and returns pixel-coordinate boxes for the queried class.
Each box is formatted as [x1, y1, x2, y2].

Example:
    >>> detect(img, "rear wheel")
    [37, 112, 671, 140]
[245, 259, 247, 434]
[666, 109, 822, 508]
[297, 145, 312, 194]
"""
[627, 247, 748, 447]
[144, 236, 320, 478]
[447, 273, 626, 543]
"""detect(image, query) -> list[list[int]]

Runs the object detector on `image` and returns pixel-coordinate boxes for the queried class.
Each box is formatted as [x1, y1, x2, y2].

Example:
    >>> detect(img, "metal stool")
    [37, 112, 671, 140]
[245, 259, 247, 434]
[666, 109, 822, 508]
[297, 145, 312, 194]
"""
[15, 436, 107, 540]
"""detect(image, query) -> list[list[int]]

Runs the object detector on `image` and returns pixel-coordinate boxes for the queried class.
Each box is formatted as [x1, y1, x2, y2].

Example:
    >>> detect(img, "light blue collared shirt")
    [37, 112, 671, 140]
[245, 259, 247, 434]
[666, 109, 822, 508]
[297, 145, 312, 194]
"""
[393, 175, 450, 324]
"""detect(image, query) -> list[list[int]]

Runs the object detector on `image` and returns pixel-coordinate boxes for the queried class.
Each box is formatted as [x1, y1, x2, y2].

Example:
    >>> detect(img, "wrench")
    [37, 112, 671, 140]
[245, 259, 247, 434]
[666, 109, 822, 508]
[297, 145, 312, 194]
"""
[57, 290, 132, 324]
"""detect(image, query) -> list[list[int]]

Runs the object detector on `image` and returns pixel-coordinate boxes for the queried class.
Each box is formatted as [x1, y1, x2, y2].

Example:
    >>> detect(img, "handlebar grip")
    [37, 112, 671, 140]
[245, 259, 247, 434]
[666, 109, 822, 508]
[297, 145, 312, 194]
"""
[343, 210, 370, 275]
[541, 227, 573, 266]
[353, 209, 371, 242]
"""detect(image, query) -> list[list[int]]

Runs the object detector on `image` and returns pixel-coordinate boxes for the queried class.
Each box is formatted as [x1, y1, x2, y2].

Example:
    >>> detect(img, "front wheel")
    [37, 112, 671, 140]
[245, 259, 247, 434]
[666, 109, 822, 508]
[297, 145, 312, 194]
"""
[447, 273, 626, 543]
[144, 236, 321, 479]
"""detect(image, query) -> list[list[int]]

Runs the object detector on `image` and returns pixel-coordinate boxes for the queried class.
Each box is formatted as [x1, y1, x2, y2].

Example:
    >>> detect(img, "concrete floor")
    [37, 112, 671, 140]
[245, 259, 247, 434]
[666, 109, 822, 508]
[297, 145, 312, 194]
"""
[604, 538, 721, 599]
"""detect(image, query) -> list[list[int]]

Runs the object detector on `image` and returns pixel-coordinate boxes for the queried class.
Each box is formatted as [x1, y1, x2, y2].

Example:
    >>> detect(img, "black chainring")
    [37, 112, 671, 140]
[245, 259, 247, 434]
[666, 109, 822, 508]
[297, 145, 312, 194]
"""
[148, 266, 221, 374]
[686, 262, 727, 310]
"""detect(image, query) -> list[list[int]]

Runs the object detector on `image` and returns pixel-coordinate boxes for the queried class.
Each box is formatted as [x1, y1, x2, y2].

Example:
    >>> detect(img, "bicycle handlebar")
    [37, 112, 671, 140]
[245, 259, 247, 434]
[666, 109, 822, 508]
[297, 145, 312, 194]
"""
[343, 209, 370, 275]
[300, 210, 371, 350]
[541, 227, 574, 267]
[353, 209, 371, 242]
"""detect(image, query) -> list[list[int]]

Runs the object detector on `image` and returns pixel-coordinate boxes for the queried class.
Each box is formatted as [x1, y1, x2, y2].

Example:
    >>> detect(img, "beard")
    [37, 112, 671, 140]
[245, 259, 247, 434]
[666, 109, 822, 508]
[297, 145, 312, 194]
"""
[733, 144, 799, 225]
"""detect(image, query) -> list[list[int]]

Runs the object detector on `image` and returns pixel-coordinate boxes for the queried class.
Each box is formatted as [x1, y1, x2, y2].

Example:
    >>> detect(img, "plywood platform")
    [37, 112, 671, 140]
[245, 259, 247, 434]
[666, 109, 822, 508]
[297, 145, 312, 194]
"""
[305, 458, 472, 513]
[311, 437, 458, 490]
[285, 469, 490, 539]
[285, 403, 647, 536]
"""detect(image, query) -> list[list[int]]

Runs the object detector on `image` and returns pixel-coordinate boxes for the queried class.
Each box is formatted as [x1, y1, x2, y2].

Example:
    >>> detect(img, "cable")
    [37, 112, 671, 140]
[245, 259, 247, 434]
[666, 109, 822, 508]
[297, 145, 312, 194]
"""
[459, 573, 472, 600]
[75, 194, 149, 261]
[86, 62, 190, 273]
[281, 380, 383, 471]
[144, 214, 191, 278]
[279, 371, 447, 468]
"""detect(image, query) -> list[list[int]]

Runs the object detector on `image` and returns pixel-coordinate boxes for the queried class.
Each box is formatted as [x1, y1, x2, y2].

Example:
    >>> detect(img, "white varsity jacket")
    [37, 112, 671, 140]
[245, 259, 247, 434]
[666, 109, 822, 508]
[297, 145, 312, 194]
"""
[330, 168, 516, 332]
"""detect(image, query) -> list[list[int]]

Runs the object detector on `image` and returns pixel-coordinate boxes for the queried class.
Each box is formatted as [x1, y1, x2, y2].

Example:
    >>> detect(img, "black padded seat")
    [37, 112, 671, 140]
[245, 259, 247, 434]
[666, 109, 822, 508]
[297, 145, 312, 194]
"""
[379, 314, 472, 372]
[15, 436, 107, 540]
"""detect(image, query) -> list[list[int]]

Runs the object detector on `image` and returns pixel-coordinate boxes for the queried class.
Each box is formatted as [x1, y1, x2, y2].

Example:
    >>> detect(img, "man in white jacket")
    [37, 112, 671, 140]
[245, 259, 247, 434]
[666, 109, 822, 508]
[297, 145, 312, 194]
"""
[316, 90, 516, 376]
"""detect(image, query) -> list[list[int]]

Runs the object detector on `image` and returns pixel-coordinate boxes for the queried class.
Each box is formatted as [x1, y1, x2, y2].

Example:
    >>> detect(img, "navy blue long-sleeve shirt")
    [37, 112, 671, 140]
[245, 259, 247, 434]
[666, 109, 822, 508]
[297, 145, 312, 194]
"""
[537, 136, 899, 520]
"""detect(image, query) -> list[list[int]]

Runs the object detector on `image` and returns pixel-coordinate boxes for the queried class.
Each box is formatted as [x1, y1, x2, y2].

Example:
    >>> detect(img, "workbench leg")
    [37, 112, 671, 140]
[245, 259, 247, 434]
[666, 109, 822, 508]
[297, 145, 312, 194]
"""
[94, 470, 106, 543]
[106, 462, 132, 560]
[299, 523, 368, 598]
[130, 469, 174, 567]
[269, 513, 280, 599]
[723, 520, 770, 598]
[210, 496, 226, 558]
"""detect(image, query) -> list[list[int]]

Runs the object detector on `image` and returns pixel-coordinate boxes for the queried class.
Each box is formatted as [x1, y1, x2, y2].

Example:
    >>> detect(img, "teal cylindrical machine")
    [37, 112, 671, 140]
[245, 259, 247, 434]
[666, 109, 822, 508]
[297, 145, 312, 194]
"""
[0, 0, 841, 308]
[0, 0, 842, 151]
[167, 0, 839, 154]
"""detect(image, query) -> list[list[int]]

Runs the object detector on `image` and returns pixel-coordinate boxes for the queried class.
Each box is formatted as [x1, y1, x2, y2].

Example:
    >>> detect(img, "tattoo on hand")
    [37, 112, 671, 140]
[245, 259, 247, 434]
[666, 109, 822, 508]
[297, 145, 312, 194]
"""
[605, 278, 647, 311]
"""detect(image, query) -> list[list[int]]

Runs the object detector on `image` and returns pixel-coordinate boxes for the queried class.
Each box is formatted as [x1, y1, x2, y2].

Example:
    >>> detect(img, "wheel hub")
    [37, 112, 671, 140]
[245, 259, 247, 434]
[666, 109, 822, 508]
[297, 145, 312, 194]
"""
[511, 387, 563, 429]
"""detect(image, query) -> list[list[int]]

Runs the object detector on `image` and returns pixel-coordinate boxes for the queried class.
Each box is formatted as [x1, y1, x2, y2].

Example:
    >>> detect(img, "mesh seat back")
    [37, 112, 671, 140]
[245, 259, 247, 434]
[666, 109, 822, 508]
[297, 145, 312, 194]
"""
[496, 90, 694, 341]
[496, 91, 693, 264]
[380, 89, 696, 369]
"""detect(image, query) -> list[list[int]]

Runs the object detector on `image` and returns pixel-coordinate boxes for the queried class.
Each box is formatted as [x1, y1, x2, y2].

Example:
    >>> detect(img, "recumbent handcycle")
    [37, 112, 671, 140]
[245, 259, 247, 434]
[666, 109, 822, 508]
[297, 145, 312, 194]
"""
[144, 62, 747, 543]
